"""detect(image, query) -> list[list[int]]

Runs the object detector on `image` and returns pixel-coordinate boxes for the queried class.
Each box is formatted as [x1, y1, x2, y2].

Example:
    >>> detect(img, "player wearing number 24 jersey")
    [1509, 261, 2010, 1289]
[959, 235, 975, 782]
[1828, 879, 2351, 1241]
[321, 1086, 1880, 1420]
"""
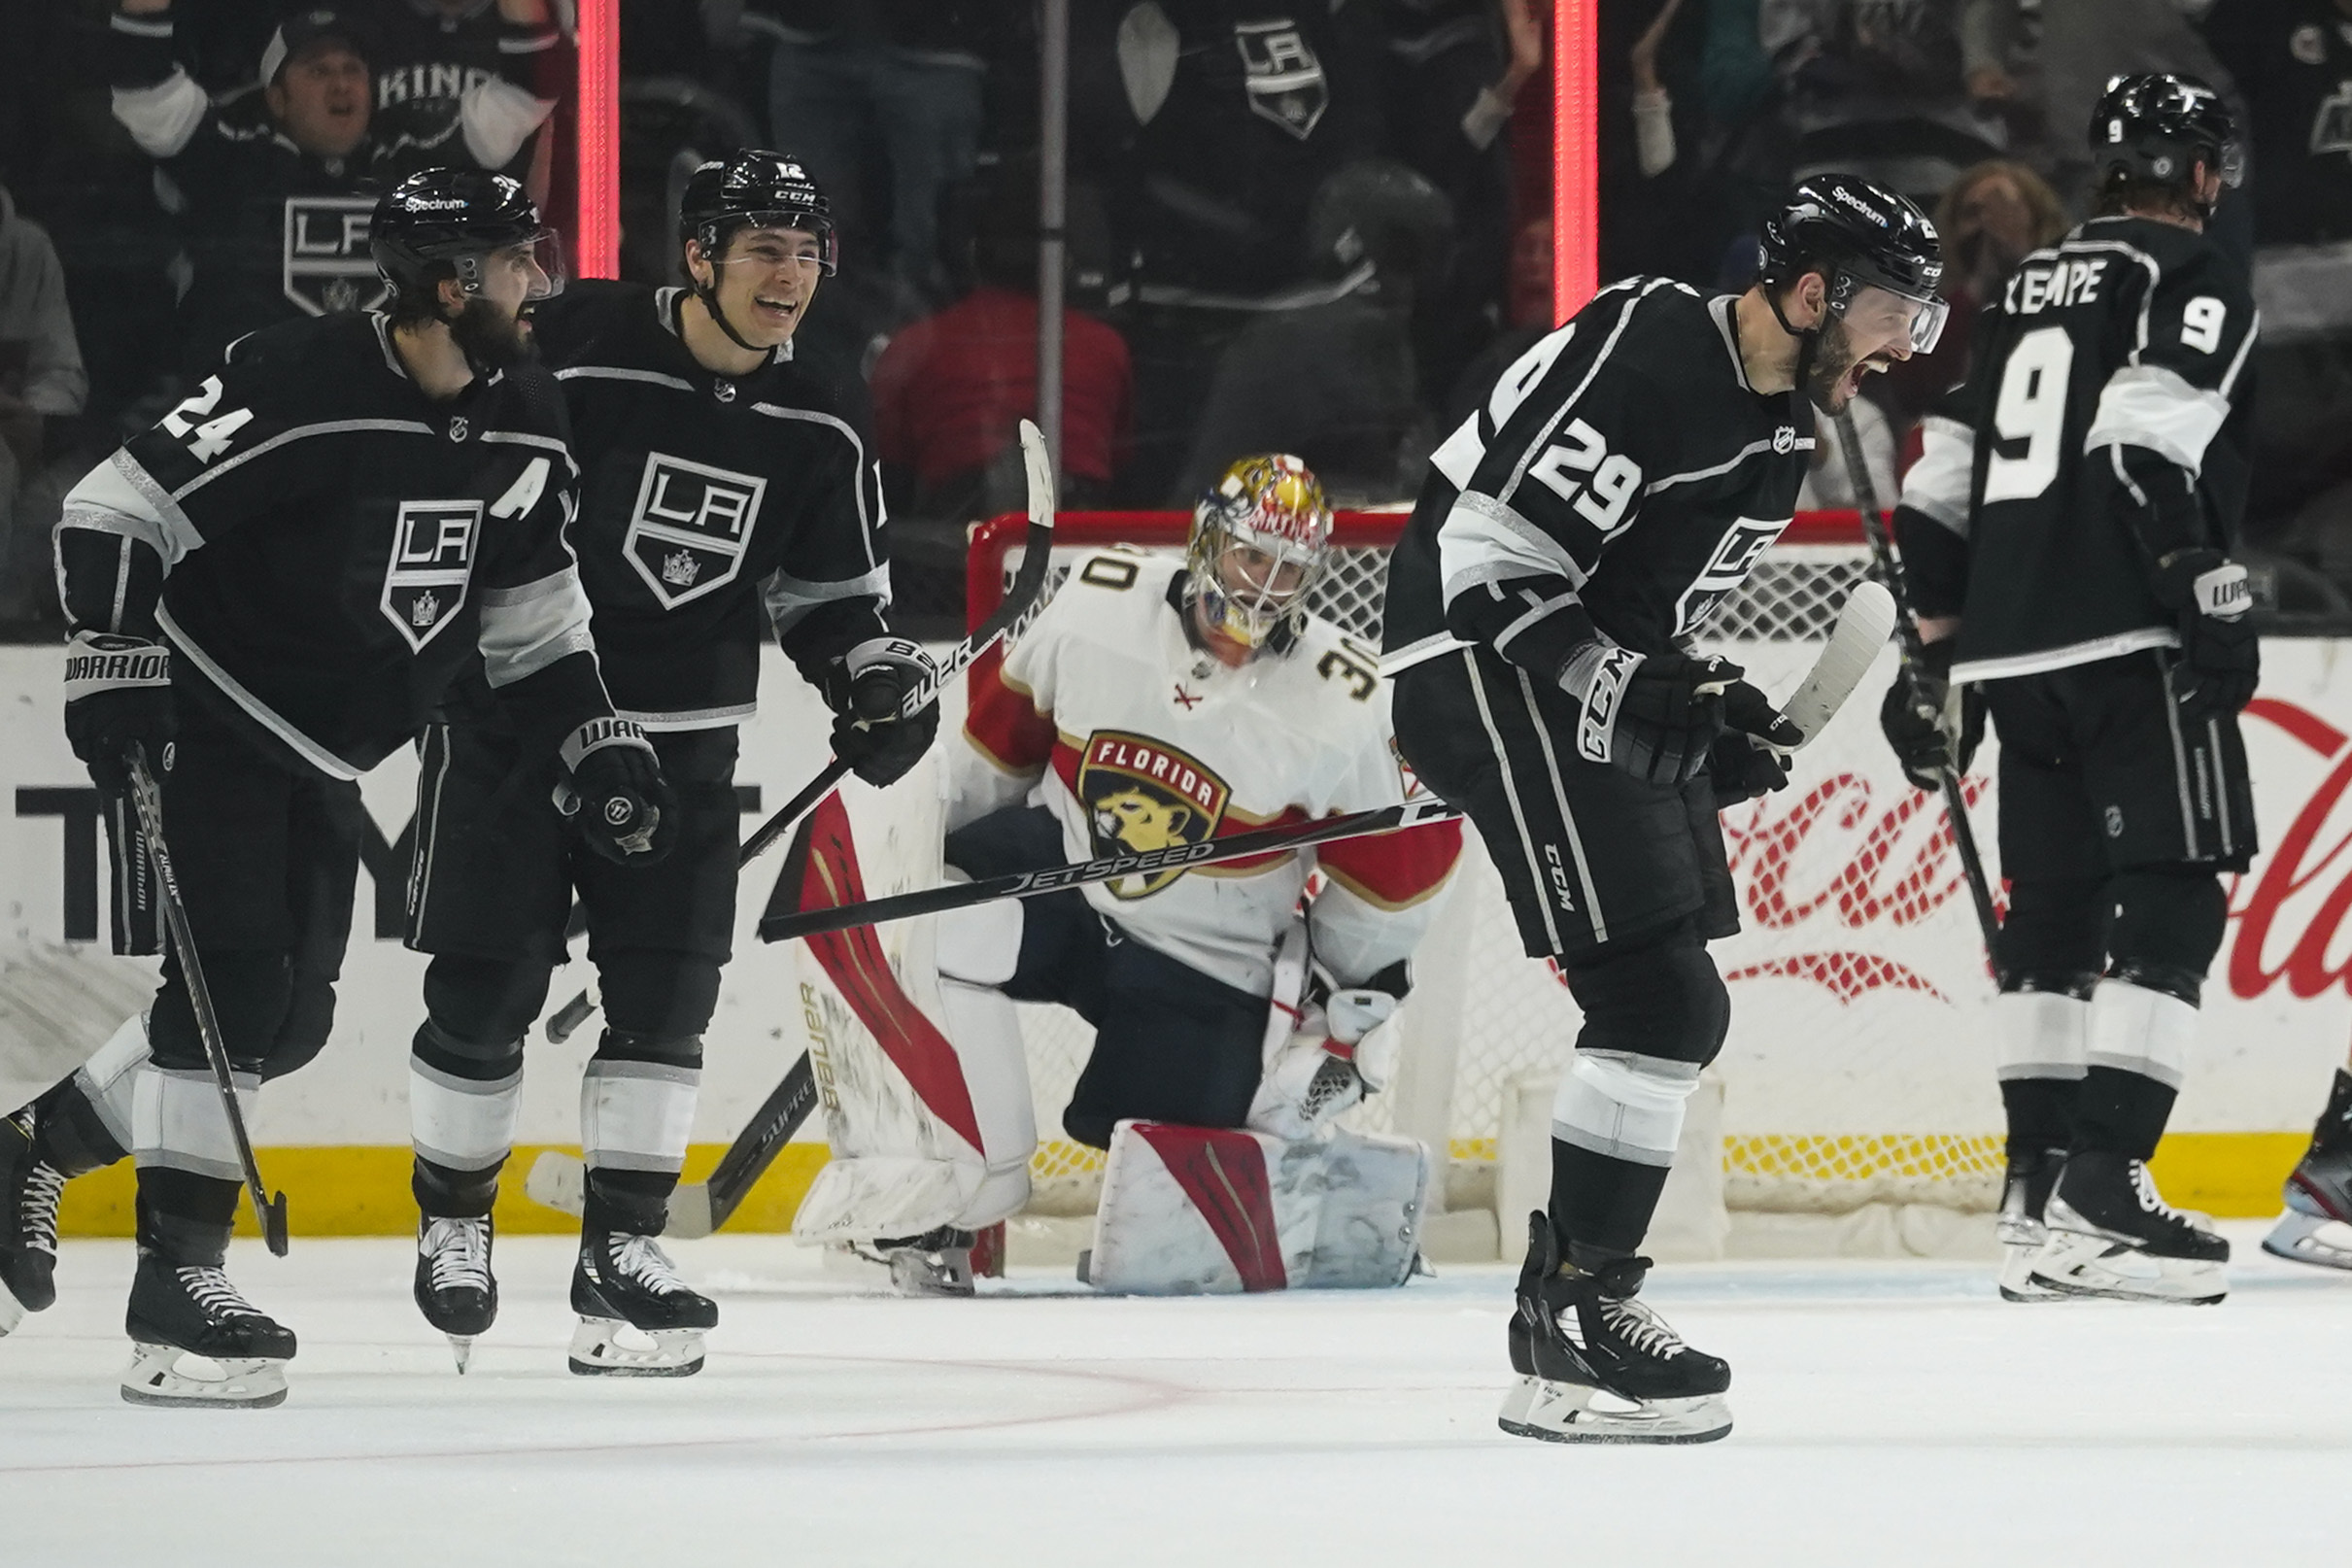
[1887, 75, 2258, 1308]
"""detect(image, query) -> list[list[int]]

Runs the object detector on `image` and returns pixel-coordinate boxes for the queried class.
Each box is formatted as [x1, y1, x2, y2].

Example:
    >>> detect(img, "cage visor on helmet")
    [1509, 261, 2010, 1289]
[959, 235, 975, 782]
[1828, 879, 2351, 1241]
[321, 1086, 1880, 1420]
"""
[1185, 455, 1335, 650]
[1758, 174, 1949, 354]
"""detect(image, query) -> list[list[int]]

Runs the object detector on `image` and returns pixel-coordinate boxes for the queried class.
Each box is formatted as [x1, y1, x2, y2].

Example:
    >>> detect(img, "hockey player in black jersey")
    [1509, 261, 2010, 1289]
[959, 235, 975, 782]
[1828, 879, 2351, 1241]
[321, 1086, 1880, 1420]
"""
[4, 169, 674, 1405]
[1384, 176, 1947, 1442]
[1884, 75, 2255, 1307]
[399, 152, 936, 1375]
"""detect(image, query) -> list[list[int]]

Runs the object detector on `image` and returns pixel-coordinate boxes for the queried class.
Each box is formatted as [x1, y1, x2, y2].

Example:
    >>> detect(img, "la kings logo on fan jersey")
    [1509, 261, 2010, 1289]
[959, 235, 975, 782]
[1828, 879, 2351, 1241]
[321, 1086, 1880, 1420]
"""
[625, 453, 767, 608]
[1234, 19, 1327, 140]
[382, 501, 480, 651]
[283, 195, 392, 317]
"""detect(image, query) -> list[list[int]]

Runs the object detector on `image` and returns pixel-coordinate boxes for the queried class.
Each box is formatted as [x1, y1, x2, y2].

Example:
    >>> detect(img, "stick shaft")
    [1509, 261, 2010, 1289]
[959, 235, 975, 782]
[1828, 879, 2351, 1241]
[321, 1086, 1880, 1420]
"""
[701, 1051, 821, 1228]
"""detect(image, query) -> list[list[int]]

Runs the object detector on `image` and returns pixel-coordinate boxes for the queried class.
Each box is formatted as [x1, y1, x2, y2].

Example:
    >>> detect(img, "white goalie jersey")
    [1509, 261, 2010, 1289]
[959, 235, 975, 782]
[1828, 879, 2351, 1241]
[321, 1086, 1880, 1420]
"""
[954, 551, 1463, 997]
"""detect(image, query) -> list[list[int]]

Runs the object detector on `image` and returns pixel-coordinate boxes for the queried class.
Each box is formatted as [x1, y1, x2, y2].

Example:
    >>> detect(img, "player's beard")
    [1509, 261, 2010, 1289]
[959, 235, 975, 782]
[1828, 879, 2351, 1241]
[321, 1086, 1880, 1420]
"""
[1804, 315, 1863, 415]
[449, 297, 535, 373]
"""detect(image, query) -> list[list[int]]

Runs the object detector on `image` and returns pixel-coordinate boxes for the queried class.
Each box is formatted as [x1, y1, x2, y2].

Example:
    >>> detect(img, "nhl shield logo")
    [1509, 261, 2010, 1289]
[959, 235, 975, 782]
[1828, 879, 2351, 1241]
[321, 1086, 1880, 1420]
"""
[382, 501, 481, 652]
[1077, 731, 1231, 899]
[283, 195, 391, 317]
[1234, 20, 1328, 141]
[625, 452, 767, 608]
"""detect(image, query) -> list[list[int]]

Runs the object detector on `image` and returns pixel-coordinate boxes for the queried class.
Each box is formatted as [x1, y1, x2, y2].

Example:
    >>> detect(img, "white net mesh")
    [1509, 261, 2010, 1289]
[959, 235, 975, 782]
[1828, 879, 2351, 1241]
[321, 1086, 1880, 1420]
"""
[985, 517, 2005, 1214]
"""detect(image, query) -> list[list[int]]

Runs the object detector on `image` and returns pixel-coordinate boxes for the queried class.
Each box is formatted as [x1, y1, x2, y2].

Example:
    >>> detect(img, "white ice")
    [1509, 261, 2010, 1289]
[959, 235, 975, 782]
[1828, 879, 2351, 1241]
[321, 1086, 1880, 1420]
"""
[4, 1226, 2347, 1567]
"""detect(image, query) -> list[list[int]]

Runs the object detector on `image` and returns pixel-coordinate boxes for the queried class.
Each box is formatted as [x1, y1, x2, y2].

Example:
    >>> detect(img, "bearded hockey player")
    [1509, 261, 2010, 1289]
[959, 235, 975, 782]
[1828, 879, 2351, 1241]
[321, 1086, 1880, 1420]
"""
[1383, 176, 1945, 1443]
[398, 152, 934, 1375]
[1883, 75, 2257, 1306]
[803, 456, 1459, 1295]
[0, 170, 672, 1406]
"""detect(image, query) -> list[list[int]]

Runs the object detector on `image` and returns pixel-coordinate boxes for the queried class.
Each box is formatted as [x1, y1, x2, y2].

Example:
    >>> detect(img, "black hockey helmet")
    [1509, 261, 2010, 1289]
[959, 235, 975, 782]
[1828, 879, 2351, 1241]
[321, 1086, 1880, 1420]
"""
[2091, 73, 2242, 192]
[1757, 173, 1948, 353]
[372, 168, 562, 308]
[678, 151, 837, 275]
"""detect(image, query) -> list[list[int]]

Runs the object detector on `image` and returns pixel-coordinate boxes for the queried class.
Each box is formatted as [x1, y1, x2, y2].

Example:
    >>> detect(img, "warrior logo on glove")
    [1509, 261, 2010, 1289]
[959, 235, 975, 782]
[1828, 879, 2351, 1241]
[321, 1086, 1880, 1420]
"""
[1077, 731, 1231, 898]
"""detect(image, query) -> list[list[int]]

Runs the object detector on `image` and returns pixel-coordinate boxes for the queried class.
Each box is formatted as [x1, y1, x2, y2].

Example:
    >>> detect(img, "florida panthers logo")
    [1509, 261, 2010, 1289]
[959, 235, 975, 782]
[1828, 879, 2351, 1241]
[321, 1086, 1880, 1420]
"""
[1077, 731, 1232, 899]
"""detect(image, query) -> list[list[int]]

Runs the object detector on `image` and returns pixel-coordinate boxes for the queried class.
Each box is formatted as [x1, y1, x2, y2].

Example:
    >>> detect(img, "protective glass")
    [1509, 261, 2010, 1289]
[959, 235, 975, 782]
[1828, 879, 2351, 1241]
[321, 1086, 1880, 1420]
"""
[473, 230, 565, 302]
[1837, 280, 1948, 356]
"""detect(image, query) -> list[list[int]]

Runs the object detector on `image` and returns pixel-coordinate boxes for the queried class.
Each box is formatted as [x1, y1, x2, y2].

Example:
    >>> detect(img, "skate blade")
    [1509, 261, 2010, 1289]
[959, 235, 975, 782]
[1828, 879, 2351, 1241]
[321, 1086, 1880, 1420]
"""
[566, 1317, 705, 1378]
[448, 1336, 475, 1375]
[1496, 1378, 1731, 1445]
[2262, 1209, 2352, 1272]
[886, 1249, 976, 1299]
[120, 1344, 289, 1409]
[2028, 1233, 2228, 1305]
[1996, 1244, 2068, 1304]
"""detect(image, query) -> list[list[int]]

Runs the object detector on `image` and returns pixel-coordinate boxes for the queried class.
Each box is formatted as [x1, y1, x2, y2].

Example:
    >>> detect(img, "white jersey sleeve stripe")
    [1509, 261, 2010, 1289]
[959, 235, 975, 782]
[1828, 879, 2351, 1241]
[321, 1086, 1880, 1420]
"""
[59, 452, 206, 566]
[1437, 491, 1588, 605]
[2084, 364, 2232, 476]
[1897, 414, 1976, 536]
[477, 564, 595, 688]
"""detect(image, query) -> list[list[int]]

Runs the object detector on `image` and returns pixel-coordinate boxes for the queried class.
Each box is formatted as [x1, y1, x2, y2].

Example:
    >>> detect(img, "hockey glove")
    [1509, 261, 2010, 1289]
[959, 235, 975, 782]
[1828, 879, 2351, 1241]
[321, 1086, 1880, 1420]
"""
[2153, 549, 2259, 723]
[1561, 644, 1737, 787]
[558, 718, 679, 866]
[1706, 733, 1790, 810]
[827, 637, 941, 788]
[63, 631, 174, 793]
[1878, 639, 1983, 793]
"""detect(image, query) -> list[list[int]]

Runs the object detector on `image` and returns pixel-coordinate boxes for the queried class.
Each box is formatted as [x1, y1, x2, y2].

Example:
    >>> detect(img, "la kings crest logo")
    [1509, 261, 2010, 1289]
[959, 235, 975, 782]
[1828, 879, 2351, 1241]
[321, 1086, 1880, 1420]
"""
[625, 452, 767, 608]
[1674, 517, 1789, 635]
[1234, 19, 1327, 140]
[283, 195, 392, 317]
[1078, 731, 1232, 900]
[382, 501, 480, 651]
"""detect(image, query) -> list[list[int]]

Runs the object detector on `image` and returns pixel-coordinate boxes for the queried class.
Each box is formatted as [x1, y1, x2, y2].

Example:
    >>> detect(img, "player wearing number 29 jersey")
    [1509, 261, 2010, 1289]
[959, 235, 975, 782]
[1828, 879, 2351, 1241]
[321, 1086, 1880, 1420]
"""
[1888, 75, 2258, 1309]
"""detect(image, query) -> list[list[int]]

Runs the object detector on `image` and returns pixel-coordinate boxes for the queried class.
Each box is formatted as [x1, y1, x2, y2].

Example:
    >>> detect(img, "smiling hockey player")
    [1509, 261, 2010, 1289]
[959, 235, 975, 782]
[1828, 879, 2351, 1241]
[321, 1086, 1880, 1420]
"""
[1384, 175, 1946, 1442]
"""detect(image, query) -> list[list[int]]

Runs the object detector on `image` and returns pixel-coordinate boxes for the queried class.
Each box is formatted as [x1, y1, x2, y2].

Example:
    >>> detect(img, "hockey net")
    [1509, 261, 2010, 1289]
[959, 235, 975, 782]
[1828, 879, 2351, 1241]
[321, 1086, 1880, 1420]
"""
[967, 511, 2006, 1223]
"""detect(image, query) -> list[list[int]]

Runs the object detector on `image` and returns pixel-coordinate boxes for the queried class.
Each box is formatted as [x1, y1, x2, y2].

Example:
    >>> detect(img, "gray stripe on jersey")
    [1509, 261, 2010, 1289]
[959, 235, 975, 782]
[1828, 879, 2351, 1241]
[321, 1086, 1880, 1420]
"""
[2085, 364, 2231, 475]
[615, 702, 759, 731]
[57, 452, 204, 568]
[1437, 491, 1587, 606]
[762, 562, 893, 636]
[1898, 414, 1975, 536]
[479, 564, 595, 687]
[156, 604, 363, 779]
[172, 419, 437, 504]
[1495, 278, 1672, 508]
[556, 364, 695, 393]
[1492, 587, 1585, 662]
[479, 428, 580, 477]
[1645, 436, 1778, 495]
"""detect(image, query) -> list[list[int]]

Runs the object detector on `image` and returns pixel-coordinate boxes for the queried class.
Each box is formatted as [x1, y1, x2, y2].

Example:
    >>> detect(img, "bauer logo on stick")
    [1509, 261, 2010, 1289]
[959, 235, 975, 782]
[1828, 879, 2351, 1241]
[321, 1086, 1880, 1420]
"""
[1078, 731, 1231, 898]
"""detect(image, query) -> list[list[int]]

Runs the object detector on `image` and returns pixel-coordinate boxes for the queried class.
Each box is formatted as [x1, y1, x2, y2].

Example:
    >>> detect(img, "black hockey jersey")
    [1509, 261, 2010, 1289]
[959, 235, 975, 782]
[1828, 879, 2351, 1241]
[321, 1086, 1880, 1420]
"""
[1893, 216, 2258, 683]
[526, 281, 891, 729]
[1383, 277, 1815, 676]
[367, 0, 567, 179]
[56, 312, 606, 778]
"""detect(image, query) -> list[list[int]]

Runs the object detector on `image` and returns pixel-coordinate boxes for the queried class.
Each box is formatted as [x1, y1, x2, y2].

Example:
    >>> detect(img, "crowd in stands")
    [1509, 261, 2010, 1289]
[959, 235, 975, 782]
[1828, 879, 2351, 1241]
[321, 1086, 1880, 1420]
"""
[2, 0, 2350, 635]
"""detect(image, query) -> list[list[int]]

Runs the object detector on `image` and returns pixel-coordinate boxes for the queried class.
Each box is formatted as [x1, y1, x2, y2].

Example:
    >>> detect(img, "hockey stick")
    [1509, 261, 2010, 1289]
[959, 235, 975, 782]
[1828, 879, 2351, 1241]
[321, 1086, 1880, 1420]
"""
[123, 748, 291, 1257]
[1833, 407, 2003, 959]
[542, 419, 1063, 1045]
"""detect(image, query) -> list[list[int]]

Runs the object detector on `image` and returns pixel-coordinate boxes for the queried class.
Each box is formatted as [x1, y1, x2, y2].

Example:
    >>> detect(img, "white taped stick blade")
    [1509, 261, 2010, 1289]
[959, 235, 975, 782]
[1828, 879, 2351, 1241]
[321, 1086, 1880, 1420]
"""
[1018, 419, 1056, 529]
[1778, 579, 1897, 747]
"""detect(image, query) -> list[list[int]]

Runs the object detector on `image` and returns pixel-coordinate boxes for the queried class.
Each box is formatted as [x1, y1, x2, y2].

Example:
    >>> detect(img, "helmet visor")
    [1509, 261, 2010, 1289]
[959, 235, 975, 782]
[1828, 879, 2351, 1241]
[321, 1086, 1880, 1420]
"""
[1838, 279, 1948, 355]
[481, 229, 565, 302]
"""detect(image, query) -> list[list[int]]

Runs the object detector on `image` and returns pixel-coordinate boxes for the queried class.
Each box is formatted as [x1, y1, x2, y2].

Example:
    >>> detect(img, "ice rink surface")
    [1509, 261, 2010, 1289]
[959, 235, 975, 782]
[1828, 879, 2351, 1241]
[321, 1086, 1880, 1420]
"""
[3, 1225, 2346, 1567]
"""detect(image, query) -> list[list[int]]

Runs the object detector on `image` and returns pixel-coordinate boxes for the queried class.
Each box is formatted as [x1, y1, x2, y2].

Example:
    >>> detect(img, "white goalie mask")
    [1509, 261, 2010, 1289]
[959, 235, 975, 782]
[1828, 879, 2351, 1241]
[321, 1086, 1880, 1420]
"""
[1183, 454, 1336, 653]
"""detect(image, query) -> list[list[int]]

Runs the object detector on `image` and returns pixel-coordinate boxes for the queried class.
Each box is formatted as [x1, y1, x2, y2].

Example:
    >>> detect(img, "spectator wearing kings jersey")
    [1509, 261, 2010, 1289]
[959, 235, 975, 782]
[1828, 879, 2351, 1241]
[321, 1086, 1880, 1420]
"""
[359, 0, 570, 184]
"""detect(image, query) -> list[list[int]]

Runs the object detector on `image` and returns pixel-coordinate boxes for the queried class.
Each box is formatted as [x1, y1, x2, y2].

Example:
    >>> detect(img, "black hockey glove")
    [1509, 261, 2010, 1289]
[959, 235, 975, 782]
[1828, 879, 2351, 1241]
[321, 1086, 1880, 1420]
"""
[558, 718, 679, 866]
[1707, 684, 1802, 810]
[826, 637, 941, 788]
[63, 631, 174, 793]
[1562, 645, 1739, 787]
[1878, 639, 1983, 793]
[2153, 549, 2259, 723]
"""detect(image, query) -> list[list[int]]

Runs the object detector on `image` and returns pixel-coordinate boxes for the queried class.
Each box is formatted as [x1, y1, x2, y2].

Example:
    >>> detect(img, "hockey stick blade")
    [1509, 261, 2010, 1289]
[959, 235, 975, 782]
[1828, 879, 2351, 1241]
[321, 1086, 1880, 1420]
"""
[1775, 579, 1896, 747]
[544, 424, 1063, 1044]
[761, 796, 1459, 943]
[125, 749, 290, 1256]
[521, 1054, 820, 1237]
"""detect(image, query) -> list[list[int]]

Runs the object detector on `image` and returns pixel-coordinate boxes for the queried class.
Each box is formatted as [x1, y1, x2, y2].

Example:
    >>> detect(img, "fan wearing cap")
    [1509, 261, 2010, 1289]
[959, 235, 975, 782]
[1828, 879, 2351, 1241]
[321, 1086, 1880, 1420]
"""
[391, 152, 934, 1374]
[1381, 174, 1945, 1444]
[1884, 73, 2258, 1307]
[14, 168, 666, 1405]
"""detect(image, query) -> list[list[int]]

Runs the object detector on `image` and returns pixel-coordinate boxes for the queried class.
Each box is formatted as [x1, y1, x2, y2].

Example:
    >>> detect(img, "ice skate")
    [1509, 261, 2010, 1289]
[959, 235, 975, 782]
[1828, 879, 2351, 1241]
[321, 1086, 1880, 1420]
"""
[120, 1250, 296, 1408]
[862, 1225, 977, 1298]
[2029, 1151, 2228, 1305]
[568, 1227, 716, 1377]
[415, 1216, 497, 1372]
[1995, 1146, 2067, 1303]
[1, 1106, 65, 1335]
[1498, 1213, 1731, 1446]
[2264, 1072, 2352, 1272]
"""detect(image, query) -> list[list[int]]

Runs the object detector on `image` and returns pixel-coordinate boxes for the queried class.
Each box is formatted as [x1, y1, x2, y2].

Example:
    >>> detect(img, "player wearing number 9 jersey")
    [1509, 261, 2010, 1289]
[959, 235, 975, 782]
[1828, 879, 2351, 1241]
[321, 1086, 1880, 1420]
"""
[1886, 75, 2257, 1307]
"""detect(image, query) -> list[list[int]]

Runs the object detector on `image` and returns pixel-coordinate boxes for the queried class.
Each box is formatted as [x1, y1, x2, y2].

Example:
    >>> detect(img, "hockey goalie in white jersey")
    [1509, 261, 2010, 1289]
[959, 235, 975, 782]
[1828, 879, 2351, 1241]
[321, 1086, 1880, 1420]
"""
[790, 455, 1461, 1293]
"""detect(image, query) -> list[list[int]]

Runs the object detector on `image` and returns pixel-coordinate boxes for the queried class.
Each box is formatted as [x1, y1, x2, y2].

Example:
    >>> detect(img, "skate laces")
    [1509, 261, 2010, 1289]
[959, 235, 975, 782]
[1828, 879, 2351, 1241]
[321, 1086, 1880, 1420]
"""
[609, 1233, 689, 1295]
[180, 1266, 264, 1320]
[422, 1217, 493, 1293]
[20, 1163, 64, 1257]
[1598, 1294, 1687, 1360]
[2129, 1161, 2194, 1225]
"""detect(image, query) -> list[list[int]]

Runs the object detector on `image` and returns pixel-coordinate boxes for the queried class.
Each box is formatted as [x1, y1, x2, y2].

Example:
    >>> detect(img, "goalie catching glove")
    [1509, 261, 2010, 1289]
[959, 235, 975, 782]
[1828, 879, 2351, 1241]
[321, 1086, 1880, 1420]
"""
[826, 637, 941, 787]
[557, 718, 678, 864]
[1878, 639, 1984, 793]
[1246, 979, 1405, 1142]
[64, 631, 175, 792]
[2152, 549, 2258, 723]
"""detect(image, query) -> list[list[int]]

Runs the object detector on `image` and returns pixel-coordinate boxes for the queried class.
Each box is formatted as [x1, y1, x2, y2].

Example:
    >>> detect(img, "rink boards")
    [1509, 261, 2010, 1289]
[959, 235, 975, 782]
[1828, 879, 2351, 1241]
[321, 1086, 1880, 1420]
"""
[4, 642, 2352, 1234]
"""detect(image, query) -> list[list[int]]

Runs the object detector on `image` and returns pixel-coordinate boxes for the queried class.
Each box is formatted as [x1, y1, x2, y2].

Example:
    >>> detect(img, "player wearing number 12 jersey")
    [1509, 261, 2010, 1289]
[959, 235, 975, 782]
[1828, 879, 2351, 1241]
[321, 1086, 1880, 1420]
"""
[1884, 75, 2258, 1306]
